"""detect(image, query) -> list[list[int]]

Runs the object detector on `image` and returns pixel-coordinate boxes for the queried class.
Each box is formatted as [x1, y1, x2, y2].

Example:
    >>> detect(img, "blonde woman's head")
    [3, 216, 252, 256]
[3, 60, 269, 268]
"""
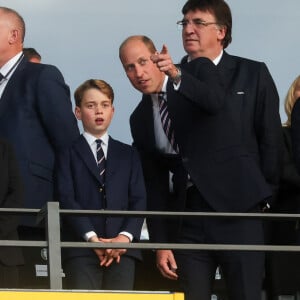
[284, 75, 300, 127]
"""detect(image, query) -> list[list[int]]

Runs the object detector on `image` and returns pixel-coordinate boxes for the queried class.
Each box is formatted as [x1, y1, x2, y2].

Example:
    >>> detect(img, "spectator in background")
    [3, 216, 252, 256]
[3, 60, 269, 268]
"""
[0, 6, 80, 287]
[265, 75, 300, 299]
[23, 47, 41, 63]
[55, 79, 146, 290]
[290, 76, 300, 173]
[277, 75, 300, 243]
[119, 0, 282, 299]
[0, 139, 24, 288]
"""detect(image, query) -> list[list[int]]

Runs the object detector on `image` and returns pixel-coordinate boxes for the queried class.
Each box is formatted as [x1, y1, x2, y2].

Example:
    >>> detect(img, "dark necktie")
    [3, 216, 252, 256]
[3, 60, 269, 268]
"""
[96, 139, 106, 183]
[158, 92, 179, 153]
[0, 73, 4, 82]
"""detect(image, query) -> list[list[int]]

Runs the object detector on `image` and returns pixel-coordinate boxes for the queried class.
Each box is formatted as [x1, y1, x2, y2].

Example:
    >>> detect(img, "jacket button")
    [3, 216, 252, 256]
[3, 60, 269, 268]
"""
[99, 187, 103, 192]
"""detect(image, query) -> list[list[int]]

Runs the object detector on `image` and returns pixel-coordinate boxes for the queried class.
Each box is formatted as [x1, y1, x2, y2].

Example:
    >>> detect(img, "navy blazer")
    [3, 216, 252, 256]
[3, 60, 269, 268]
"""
[55, 135, 146, 260]
[0, 57, 80, 225]
[0, 139, 24, 266]
[130, 53, 282, 242]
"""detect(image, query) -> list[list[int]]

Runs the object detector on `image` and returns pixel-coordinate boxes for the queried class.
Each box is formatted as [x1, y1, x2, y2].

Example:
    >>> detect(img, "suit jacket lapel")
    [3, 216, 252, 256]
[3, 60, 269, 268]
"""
[0, 58, 27, 115]
[105, 136, 118, 183]
[74, 135, 102, 183]
[217, 51, 238, 88]
[139, 95, 157, 151]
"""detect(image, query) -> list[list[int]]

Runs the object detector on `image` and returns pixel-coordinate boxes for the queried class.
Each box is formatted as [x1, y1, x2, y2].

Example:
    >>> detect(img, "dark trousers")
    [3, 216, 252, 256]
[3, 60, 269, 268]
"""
[63, 255, 135, 290]
[175, 186, 265, 300]
[0, 264, 19, 288]
[17, 226, 48, 289]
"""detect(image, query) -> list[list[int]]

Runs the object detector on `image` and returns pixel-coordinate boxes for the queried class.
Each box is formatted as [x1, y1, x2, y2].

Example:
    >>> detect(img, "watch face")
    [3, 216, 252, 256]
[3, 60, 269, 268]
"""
[172, 67, 181, 84]
[40, 248, 48, 260]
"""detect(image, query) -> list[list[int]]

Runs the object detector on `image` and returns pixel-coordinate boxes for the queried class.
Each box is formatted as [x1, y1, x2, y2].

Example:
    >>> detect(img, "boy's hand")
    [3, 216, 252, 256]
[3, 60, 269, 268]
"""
[98, 235, 130, 267]
[88, 236, 106, 263]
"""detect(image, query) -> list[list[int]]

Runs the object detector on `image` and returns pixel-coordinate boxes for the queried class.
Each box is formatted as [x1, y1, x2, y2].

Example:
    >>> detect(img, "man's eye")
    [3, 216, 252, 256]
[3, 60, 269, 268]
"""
[126, 65, 134, 72]
[140, 59, 148, 65]
[194, 19, 204, 25]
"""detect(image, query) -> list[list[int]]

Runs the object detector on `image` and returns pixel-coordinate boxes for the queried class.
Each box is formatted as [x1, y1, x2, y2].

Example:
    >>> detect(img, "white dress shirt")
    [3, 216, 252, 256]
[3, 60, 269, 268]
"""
[152, 75, 177, 155]
[0, 52, 23, 98]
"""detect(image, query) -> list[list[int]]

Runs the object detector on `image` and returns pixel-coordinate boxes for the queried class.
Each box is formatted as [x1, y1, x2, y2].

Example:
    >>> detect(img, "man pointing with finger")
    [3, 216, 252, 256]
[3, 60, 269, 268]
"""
[119, 34, 224, 286]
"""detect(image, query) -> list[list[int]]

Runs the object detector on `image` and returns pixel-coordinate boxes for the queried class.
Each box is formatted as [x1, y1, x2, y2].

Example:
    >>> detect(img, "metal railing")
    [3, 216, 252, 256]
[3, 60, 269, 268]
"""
[1, 202, 300, 290]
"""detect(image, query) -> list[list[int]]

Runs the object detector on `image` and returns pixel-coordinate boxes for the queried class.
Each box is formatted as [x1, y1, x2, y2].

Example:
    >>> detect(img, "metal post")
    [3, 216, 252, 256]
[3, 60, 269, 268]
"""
[46, 202, 63, 289]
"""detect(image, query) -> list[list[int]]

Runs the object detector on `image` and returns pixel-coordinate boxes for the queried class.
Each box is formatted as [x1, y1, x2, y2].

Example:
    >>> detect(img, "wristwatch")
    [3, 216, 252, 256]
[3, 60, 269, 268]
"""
[171, 67, 182, 85]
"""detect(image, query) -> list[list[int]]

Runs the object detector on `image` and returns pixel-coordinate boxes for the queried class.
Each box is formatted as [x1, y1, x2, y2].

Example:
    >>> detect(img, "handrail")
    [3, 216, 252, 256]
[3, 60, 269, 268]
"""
[3, 207, 300, 220]
[1, 202, 300, 289]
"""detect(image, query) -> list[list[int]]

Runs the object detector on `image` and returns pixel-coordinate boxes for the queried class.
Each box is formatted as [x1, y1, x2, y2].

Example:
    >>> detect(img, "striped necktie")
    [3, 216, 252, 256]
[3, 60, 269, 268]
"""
[158, 92, 179, 153]
[96, 139, 106, 183]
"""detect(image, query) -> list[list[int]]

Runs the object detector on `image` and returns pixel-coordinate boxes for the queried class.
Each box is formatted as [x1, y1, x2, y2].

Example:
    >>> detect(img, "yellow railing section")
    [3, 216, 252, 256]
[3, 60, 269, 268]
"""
[0, 290, 184, 300]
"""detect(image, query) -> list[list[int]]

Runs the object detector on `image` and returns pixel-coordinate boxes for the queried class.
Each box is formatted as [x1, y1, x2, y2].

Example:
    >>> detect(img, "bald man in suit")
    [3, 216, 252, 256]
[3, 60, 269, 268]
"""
[0, 7, 80, 287]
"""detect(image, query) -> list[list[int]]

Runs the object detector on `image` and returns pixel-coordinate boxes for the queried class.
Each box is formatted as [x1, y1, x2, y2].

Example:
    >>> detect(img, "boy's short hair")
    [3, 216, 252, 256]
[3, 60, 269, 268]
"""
[74, 79, 114, 107]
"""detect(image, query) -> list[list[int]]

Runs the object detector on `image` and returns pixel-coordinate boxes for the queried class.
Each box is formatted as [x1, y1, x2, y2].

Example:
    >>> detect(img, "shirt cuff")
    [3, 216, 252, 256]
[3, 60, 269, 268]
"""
[173, 81, 181, 90]
[119, 231, 133, 242]
[84, 231, 97, 242]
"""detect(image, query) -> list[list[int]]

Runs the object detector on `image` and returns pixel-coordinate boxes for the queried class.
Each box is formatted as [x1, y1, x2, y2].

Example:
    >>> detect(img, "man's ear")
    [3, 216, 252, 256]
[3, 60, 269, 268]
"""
[216, 25, 226, 42]
[8, 29, 19, 44]
[74, 106, 81, 120]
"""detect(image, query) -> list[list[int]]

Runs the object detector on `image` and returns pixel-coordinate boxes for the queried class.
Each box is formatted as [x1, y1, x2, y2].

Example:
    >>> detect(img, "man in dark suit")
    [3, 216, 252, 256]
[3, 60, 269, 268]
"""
[55, 79, 146, 290]
[119, 1, 282, 299]
[0, 139, 24, 288]
[0, 7, 80, 287]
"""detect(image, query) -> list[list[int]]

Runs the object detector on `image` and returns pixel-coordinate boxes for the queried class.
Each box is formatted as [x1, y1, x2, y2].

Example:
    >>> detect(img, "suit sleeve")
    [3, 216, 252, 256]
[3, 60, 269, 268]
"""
[54, 148, 96, 239]
[254, 63, 283, 199]
[0, 142, 23, 238]
[176, 57, 226, 114]
[35, 65, 80, 150]
[120, 147, 147, 241]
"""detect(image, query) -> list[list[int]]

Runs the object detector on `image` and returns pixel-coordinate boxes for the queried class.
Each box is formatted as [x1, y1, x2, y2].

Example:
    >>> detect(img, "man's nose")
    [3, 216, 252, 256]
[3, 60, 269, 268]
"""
[135, 65, 144, 77]
[184, 22, 195, 33]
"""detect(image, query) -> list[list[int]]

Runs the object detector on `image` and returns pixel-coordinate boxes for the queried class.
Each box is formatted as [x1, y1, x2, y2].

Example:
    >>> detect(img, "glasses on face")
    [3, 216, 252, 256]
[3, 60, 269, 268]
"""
[177, 18, 219, 29]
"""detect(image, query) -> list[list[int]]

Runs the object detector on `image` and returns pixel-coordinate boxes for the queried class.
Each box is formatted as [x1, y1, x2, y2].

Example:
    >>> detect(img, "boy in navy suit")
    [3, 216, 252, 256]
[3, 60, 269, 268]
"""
[55, 79, 146, 290]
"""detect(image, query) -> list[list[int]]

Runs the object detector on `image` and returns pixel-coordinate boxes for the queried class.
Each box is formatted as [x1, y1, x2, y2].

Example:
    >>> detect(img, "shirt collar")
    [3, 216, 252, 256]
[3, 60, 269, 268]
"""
[0, 52, 23, 77]
[161, 75, 168, 93]
[83, 131, 109, 146]
[186, 50, 223, 65]
[213, 50, 223, 65]
[151, 75, 168, 101]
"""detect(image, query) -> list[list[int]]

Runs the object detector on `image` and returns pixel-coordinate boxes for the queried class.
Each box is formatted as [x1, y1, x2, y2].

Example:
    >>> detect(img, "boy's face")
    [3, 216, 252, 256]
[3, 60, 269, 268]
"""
[75, 88, 114, 138]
